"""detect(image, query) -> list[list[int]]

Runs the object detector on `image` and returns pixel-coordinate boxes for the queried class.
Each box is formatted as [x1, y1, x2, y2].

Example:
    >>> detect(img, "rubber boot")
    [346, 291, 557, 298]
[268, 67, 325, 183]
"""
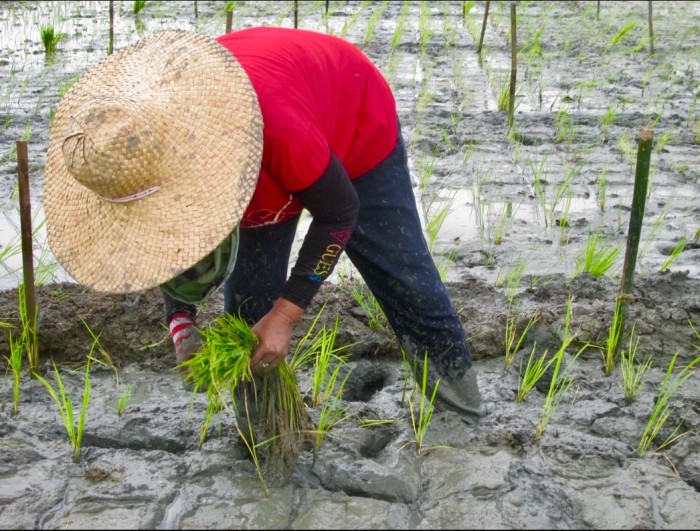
[411, 356, 486, 426]
[431, 366, 486, 426]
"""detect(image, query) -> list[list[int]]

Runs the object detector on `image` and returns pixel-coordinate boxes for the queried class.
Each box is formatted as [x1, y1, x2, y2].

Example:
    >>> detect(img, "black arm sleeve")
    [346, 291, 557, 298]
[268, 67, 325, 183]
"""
[280, 153, 360, 309]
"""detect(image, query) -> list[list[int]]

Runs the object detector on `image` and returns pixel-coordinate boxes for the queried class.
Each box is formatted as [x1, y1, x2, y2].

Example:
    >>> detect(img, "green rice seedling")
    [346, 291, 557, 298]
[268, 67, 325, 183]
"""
[601, 298, 624, 376]
[401, 351, 440, 453]
[339, 3, 365, 39]
[600, 103, 618, 134]
[660, 235, 689, 272]
[619, 327, 651, 405]
[311, 358, 352, 458]
[5, 328, 23, 415]
[548, 164, 579, 228]
[348, 282, 386, 331]
[289, 304, 328, 371]
[16, 284, 38, 376]
[309, 317, 344, 407]
[639, 206, 669, 261]
[40, 26, 65, 57]
[495, 255, 529, 301]
[116, 383, 136, 416]
[607, 21, 637, 49]
[357, 417, 397, 428]
[517, 344, 555, 402]
[654, 132, 673, 154]
[596, 169, 607, 211]
[258, 362, 311, 480]
[535, 297, 581, 438]
[491, 201, 518, 246]
[390, 1, 409, 50]
[35, 356, 92, 463]
[574, 230, 620, 279]
[425, 193, 454, 253]
[416, 154, 437, 197]
[133, 0, 146, 15]
[79, 317, 120, 385]
[554, 109, 575, 150]
[182, 313, 308, 485]
[504, 302, 540, 370]
[362, 2, 388, 47]
[557, 194, 572, 245]
[637, 351, 700, 457]
[198, 393, 225, 447]
[616, 132, 636, 167]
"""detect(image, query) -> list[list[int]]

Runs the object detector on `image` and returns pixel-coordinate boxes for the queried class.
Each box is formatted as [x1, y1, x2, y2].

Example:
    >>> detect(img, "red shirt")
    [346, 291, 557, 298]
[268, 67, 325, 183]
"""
[216, 28, 398, 227]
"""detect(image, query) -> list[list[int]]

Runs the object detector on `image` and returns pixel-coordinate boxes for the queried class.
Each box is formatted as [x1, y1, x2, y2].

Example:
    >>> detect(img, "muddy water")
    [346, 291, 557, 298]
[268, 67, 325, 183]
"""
[1, 1, 700, 529]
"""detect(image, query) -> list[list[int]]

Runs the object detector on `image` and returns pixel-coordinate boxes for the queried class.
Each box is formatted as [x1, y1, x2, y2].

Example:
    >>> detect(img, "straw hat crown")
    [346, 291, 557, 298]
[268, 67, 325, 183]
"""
[44, 30, 263, 293]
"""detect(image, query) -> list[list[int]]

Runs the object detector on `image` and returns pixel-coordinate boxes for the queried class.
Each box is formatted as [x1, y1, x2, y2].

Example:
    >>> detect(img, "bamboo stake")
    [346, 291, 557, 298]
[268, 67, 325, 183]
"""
[108, 0, 114, 55]
[325, 0, 329, 16]
[648, 1, 654, 55]
[226, 10, 232, 33]
[294, 0, 299, 29]
[508, 2, 517, 130]
[16, 141, 38, 375]
[596, 0, 600, 20]
[477, 0, 490, 57]
[194, 0, 198, 18]
[615, 128, 654, 356]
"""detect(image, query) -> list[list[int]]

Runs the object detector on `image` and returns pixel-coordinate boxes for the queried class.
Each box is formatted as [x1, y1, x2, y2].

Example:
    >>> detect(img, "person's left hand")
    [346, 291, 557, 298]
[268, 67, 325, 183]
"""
[250, 298, 304, 373]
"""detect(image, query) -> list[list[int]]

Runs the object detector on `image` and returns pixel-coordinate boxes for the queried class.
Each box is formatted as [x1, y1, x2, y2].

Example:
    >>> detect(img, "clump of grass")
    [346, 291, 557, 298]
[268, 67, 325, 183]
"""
[637, 351, 700, 457]
[116, 383, 136, 416]
[348, 282, 386, 331]
[5, 328, 23, 415]
[35, 357, 92, 464]
[181, 313, 308, 487]
[619, 326, 651, 405]
[504, 305, 540, 370]
[517, 344, 554, 402]
[660, 235, 689, 272]
[400, 350, 442, 453]
[574, 230, 620, 279]
[40, 26, 65, 57]
[535, 297, 582, 438]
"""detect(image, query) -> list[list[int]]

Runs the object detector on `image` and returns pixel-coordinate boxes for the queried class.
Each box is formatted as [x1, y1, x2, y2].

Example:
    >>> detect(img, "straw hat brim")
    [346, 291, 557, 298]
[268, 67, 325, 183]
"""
[44, 31, 262, 293]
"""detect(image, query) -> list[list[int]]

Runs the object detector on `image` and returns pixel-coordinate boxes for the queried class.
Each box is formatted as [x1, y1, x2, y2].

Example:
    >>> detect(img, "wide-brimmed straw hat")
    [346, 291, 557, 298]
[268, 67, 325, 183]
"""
[44, 30, 262, 293]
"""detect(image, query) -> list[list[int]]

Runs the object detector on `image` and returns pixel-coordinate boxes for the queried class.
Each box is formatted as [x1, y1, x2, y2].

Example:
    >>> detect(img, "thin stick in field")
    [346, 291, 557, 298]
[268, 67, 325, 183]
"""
[16, 140, 38, 375]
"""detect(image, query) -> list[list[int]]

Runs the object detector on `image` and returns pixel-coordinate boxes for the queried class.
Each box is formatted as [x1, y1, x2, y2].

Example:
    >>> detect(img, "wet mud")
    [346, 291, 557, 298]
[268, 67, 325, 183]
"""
[1, 1, 700, 529]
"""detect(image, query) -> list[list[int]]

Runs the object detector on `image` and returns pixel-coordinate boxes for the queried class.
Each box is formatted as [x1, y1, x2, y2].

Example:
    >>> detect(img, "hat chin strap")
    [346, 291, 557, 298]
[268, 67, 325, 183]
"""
[98, 186, 161, 203]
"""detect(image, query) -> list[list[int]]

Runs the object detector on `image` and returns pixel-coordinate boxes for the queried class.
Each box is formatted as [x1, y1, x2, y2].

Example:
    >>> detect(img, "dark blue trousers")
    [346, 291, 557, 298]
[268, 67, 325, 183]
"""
[224, 129, 473, 381]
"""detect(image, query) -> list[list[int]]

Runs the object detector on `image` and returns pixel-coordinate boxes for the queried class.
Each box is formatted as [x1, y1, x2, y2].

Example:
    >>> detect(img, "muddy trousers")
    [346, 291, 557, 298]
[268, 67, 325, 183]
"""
[223, 133, 474, 382]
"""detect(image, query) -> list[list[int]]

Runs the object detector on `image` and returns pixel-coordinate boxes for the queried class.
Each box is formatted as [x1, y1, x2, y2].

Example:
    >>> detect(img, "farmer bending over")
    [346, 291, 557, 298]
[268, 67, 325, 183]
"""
[44, 27, 485, 432]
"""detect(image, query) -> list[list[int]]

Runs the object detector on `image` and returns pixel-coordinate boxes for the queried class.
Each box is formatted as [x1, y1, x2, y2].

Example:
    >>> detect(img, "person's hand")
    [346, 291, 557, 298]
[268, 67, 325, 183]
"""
[250, 298, 304, 373]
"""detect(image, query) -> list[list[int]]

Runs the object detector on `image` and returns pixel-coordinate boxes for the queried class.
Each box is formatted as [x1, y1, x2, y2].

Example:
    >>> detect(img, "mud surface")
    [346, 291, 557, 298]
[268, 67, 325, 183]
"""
[1, 1, 700, 529]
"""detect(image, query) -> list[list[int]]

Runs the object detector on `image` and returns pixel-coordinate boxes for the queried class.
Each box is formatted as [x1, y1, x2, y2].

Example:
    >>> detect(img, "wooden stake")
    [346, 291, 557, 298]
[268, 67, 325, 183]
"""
[16, 141, 38, 375]
[477, 0, 490, 57]
[294, 0, 299, 29]
[615, 128, 654, 355]
[194, 0, 198, 18]
[508, 2, 517, 130]
[108, 0, 114, 55]
[226, 10, 232, 33]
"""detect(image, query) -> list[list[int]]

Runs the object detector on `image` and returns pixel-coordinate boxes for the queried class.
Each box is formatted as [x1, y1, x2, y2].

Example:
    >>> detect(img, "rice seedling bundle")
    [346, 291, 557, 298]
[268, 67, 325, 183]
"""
[181, 313, 310, 482]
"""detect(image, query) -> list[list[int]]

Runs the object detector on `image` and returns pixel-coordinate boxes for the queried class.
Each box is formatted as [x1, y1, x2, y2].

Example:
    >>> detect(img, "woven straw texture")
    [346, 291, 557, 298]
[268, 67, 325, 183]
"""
[44, 30, 262, 293]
